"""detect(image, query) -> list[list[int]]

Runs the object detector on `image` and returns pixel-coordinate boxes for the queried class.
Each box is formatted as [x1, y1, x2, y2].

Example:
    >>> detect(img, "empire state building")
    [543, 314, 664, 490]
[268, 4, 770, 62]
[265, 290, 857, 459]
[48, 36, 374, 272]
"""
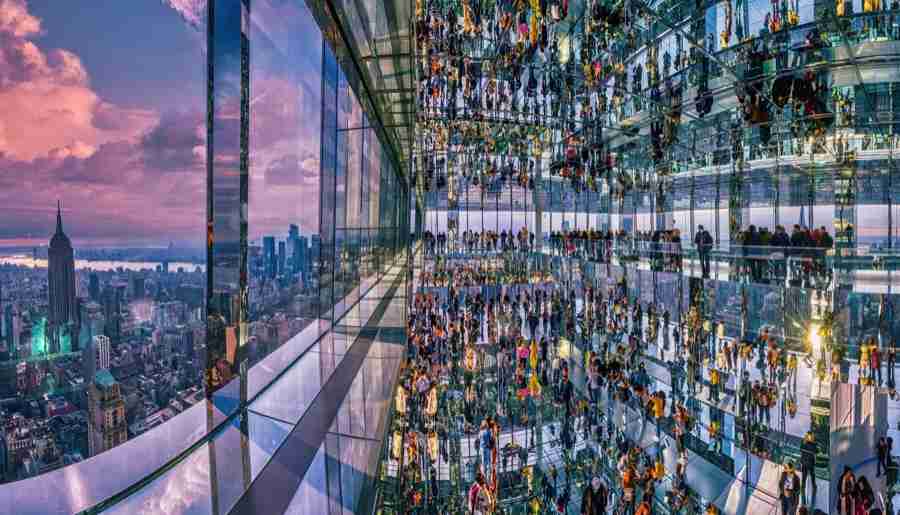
[48, 201, 76, 348]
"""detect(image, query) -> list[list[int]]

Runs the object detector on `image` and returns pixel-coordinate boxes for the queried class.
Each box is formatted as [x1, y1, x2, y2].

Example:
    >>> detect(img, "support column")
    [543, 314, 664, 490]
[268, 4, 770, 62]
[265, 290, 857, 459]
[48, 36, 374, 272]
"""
[206, 0, 249, 411]
[206, 2, 250, 514]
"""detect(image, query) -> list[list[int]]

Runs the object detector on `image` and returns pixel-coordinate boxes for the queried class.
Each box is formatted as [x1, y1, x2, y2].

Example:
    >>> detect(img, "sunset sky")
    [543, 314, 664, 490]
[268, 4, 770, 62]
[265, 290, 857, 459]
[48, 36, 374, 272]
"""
[0, 0, 322, 249]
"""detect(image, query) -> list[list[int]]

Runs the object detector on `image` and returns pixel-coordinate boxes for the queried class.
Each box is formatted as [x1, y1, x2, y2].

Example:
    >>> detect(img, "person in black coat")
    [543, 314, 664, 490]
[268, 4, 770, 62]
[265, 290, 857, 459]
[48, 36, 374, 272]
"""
[694, 225, 713, 278]
[800, 431, 818, 505]
[580, 477, 608, 515]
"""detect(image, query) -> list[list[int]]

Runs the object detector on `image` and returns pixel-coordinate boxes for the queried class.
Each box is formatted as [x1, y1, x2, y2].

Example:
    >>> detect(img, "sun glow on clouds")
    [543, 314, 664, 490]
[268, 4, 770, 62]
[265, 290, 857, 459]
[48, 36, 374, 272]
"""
[0, 0, 208, 246]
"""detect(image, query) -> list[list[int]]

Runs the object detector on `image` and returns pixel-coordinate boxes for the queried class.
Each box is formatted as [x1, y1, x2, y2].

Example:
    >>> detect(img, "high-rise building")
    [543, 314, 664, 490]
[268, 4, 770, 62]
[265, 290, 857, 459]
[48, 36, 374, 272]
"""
[131, 275, 145, 299]
[88, 273, 100, 301]
[263, 236, 276, 279]
[293, 235, 308, 275]
[101, 286, 122, 344]
[48, 202, 77, 342]
[87, 370, 127, 457]
[310, 234, 321, 272]
[287, 224, 300, 265]
[2, 305, 12, 351]
[93, 335, 111, 372]
[277, 241, 286, 277]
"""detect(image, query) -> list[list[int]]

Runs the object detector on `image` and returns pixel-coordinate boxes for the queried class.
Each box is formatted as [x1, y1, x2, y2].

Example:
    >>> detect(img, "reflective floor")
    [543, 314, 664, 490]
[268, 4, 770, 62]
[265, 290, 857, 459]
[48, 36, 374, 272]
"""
[375, 249, 898, 514]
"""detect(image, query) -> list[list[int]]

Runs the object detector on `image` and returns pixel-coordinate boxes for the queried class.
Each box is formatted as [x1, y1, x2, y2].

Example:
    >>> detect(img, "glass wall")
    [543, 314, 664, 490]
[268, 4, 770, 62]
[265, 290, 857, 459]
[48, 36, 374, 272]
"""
[246, 0, 323, 368]
[0, 1, 408, 512]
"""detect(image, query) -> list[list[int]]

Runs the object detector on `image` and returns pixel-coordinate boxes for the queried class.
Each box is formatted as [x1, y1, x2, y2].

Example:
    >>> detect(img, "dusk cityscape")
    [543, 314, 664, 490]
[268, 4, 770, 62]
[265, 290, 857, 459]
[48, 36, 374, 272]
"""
[7, 0, 900, 513]
[0, 203, 319, 482]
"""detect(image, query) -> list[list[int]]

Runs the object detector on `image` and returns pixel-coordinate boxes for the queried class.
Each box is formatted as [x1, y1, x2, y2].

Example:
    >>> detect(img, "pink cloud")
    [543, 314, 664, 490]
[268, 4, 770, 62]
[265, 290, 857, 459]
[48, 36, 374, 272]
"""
[247, 73, 321, 239]
[0, 0, 40, 38]
[0, 0, 158, 161]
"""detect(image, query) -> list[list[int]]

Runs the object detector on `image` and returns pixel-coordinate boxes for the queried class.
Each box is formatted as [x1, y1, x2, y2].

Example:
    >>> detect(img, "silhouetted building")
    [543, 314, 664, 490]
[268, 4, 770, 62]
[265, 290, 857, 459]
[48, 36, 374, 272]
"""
[310, 234, 321, 271]
[277, 241, 286, 277]
[130, 275, 145, 299]
[48, 202, 76, 353]
[88, 273, 100, 301]
[263, 236, 276, 279]
[293, 235, 308, 275]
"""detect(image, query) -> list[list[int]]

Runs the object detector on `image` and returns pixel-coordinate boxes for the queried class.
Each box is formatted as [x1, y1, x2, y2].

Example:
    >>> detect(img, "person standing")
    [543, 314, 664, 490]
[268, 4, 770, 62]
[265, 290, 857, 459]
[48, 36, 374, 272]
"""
[710, 367, 721, 403]
[800, 431, 818, 505]
[468, 471, 492, 515]
[695, 225, 713, 278]
[653, 391, 666, 440]
[780, 461, 800, 515]
[837, 466, 855, 515]
[871, 342, 882, 386]
[479, 419, 495, 474]
[877, 436, 889, 478]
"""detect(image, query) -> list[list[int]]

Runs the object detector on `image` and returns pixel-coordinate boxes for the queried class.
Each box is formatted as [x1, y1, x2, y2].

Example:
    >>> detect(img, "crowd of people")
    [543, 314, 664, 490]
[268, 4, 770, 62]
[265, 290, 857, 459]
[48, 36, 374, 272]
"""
[388, 251, 860, 514]
[732, 225, 833, 284]
[422, 222, 836, 289]
[423, 229, 537, 256]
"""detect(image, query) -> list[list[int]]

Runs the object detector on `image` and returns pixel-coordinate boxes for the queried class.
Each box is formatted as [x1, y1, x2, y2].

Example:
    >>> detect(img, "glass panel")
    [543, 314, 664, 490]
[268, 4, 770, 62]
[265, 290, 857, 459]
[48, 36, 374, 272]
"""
[247, 0, 322, 371]
[210, 411, 292, 514]
[104, 444, 212, 515]
[248, 344, 326, 424]
[284, 443, 327, 514]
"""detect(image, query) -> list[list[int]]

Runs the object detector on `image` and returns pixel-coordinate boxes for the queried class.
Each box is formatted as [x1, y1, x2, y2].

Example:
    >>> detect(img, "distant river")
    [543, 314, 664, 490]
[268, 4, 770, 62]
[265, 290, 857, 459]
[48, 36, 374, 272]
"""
[0, 255, 205, 273]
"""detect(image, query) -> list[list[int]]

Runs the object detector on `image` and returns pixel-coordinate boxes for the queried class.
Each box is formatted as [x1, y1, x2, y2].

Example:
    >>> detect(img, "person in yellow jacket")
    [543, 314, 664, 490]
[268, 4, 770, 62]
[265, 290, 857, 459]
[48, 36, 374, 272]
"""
[709, 367, 721, 403]
[860, 340, 871, 383]
[787, 353, 798, 392]
[653, 457, 666, 481]
[529, 339, 539, 371]
[653, 391, 666, 439]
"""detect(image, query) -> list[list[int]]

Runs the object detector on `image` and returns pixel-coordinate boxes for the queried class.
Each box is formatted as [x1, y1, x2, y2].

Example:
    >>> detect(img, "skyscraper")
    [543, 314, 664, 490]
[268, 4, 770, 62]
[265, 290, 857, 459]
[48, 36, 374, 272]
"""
[87, 370, 127, 457]
[263, 236, 276, 279]
[310, 234, 321, 272]
[277, 240, 286, 277]
[131, 275, 145, 299]
[93, 335, 111, 372]
[288, 223, 300, 250]
[293, 235, 308, 275]
[48, 202, 77, 350]
[88, 273, 100, 301]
